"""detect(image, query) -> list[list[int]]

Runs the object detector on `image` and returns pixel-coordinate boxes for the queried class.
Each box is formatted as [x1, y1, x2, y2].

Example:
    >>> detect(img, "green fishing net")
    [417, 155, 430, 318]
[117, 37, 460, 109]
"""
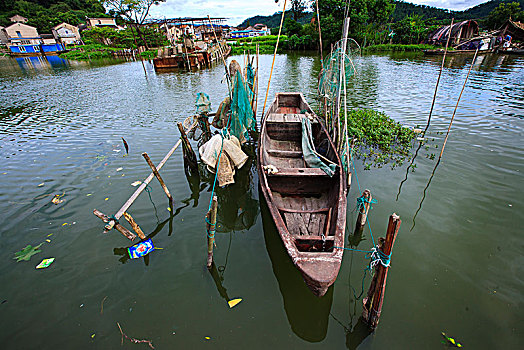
[228, 70, 256, 143]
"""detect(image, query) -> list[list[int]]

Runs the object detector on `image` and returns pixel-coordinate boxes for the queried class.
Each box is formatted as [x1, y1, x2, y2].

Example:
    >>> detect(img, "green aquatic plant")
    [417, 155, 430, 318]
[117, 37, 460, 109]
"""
[345, 109, 416, 169]
[14, 243, 43, 262]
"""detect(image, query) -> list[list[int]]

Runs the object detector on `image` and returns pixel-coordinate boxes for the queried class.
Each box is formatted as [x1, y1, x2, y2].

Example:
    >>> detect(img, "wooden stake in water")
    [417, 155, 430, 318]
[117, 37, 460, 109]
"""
[142, 152, 174, 204]
[206, 196, 218, 268]
[93, 209, 136, 241]
[123, 212, 146, 240]
[362, 213, 401, 329]
[356, 189, 372, 231]
[177, 122, 199, 174]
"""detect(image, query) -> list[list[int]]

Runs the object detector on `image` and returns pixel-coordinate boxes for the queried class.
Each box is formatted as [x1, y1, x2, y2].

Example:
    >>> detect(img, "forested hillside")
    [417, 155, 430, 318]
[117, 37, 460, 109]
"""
[0, 0, 107, 32]
[237, 12, 314, 28]
[240, 0, 524, 28]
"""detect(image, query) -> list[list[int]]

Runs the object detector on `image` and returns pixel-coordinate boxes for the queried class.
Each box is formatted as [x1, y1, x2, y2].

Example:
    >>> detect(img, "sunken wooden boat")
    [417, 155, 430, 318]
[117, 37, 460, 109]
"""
[257, 92, 347, 297]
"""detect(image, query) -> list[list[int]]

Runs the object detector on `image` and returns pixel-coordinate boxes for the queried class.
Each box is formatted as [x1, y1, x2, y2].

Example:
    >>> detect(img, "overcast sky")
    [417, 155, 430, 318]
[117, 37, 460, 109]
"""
[148, 0, 490, 26]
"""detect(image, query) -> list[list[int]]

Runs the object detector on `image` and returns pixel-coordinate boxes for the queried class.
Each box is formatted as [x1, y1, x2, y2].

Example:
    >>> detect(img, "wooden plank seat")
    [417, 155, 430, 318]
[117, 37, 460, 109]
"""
[267, 149, 303, 158]
[267, 167, 330, 177]
[295, 235, 335, 241]
[267, 113, 318, 123]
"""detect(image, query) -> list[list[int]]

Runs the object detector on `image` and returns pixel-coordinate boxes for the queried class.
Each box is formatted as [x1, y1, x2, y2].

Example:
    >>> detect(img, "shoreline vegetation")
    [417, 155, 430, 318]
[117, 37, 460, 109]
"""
[59, 44, 155, 60]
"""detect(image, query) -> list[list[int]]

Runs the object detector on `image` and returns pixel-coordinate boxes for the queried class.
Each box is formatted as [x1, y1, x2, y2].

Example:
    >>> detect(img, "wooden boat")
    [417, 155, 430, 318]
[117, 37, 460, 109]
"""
[423, 48, 494, 55]
[257, 92, 347, 297]
[153, 40, 230, 70]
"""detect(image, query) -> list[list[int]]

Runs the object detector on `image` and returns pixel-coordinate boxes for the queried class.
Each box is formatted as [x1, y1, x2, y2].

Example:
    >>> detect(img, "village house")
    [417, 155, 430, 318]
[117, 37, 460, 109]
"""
[2, 22, 64, 55]
[52, 22, 82, 45]
[3, 22, 41, 46]
[0, 27, 8, 45]
[85, 17, 121, 30]
[9, 14, 28, 23]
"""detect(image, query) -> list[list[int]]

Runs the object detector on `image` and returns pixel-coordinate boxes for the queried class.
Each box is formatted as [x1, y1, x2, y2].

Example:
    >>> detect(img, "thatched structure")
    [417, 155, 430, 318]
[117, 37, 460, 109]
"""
[427, 20, 479, 45]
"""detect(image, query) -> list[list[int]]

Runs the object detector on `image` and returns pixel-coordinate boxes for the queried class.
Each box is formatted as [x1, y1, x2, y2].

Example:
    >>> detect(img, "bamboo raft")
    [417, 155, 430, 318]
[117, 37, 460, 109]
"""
[257, 92, 347, 297]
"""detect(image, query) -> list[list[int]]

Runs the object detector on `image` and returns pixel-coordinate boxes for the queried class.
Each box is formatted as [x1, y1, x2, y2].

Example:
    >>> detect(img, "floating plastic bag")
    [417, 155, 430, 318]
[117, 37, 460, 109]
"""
[128, 239, 155, 259]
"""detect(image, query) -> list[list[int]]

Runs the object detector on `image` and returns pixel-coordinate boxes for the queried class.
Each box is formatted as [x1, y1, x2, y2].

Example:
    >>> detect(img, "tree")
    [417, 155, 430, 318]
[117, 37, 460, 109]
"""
[316, 0, 395, 46]
[284, 17, 303, 36]
[289, 0, 309, 21]
[101, 0, 165, 48]
[486, 2, 523, 29]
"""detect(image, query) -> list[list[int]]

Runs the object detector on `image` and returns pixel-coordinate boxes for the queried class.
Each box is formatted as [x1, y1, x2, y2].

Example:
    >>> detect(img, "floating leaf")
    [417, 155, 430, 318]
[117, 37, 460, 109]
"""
[441, 332, 463, 348]
[204, 336, 211, 340]
[122, 137, 129, 154]
[105, 197, 109, 201]
[86, 193, 92, 196]
[36, 258, 55, 269]
[91, 333, 96, 339]
[47, 233, 53, 237]
[45, 239, 51, 243]
[116, 167, 123, 172]
[228, 298, 242, 308]
[62, 223, 68, 226]
[38, 183, 45, 187]
[51, 195, 63, 205]
[14, 243, 43, 262]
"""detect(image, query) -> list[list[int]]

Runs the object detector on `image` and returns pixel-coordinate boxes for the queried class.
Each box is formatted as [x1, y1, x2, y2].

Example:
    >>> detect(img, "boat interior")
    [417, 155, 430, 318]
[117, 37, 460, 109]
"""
[261, 93, 340, 253]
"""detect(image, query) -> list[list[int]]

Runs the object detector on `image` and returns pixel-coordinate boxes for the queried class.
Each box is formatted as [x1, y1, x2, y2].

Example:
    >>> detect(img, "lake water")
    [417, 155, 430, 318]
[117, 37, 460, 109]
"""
[0, 51, 522, 349]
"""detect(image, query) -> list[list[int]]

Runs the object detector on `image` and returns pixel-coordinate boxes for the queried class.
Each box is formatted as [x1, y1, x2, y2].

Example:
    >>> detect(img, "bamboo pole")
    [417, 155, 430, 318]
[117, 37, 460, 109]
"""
[254, 43, 259, 117]
[207, 15, 231, 97]
[335, 17, 350, 148]
[123, 212, 146, 240]
[93, 209, 136, 241]
[363, 213, 401, 329]
[315, 0, 324, 66]
[112, 123, 197, 221]
[261, 0, 288, 119]
[206, 195, 218, 268]
[142, 152, 174, 204]
[438, 48, 479, 160]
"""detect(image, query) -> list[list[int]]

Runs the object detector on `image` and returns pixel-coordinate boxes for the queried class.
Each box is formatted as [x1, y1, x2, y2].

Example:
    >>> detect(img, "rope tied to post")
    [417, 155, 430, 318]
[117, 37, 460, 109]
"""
[368, 246, 391, 268]
[356, 195, 377, 210]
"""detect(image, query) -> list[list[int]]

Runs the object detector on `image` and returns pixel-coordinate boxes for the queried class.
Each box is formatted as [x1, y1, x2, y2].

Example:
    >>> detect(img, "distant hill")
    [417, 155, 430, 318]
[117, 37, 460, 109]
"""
[392, 0, 524, 21]
[237, 12, 314, 28]
[238, 1, 524, 28]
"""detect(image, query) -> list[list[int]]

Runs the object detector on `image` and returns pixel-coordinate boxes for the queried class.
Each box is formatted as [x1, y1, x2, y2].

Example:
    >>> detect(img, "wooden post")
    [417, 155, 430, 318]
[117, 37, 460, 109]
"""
[177, 122, 199, 174]
[93, 209, 136, 241]
[362, 213, 401, 329]
[123, 212, 146, 240]
[206, 196, 218, 268]
[142, 152, 174, 204]
[355, 189, 372, 230]
[197, 115, 212, 143]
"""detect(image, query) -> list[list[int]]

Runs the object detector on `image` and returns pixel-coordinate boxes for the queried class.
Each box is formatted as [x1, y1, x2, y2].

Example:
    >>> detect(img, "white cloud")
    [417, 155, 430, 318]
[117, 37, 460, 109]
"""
[403, 0, 488, 11]
[147, 0, 490, 27]
[149, 0, 285, 26]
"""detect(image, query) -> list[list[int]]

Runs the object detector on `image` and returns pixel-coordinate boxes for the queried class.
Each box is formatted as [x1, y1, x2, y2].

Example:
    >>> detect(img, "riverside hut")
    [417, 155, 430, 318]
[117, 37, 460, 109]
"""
[427, 20, 479, 45]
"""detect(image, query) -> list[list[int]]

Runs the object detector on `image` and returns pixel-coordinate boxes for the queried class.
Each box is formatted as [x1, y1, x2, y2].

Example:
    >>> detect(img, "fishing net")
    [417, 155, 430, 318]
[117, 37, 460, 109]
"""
[317, 38, 361, 171]
[227, 70, 256, 143]
[318, 38, 360, 108]
[195, 92, 212, 114]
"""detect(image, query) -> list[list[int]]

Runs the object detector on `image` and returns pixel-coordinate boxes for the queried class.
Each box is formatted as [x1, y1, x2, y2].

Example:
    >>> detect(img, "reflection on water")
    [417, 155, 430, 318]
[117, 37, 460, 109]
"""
[261, 195, 333, 342]
[0, 52, 523, 349]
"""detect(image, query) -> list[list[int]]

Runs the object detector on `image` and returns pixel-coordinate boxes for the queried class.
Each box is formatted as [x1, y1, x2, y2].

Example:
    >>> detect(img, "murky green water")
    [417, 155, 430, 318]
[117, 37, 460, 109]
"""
[0, 52, 522, 349]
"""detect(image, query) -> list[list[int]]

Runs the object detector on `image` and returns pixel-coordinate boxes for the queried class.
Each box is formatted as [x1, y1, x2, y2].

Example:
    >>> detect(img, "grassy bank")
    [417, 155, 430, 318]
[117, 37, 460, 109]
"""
[60, 44, 155, 61]
[229, 35, 289, 55]
[363, 44, 440, 52]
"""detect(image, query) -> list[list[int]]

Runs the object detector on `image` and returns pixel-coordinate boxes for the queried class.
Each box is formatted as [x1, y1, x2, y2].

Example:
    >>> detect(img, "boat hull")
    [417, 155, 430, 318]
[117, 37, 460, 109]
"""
[257, 92, 347, 297]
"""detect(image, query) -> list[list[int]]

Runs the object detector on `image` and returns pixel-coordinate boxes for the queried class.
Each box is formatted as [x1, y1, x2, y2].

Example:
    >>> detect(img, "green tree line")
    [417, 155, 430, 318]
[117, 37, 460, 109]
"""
[0, 0, 108, 33]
